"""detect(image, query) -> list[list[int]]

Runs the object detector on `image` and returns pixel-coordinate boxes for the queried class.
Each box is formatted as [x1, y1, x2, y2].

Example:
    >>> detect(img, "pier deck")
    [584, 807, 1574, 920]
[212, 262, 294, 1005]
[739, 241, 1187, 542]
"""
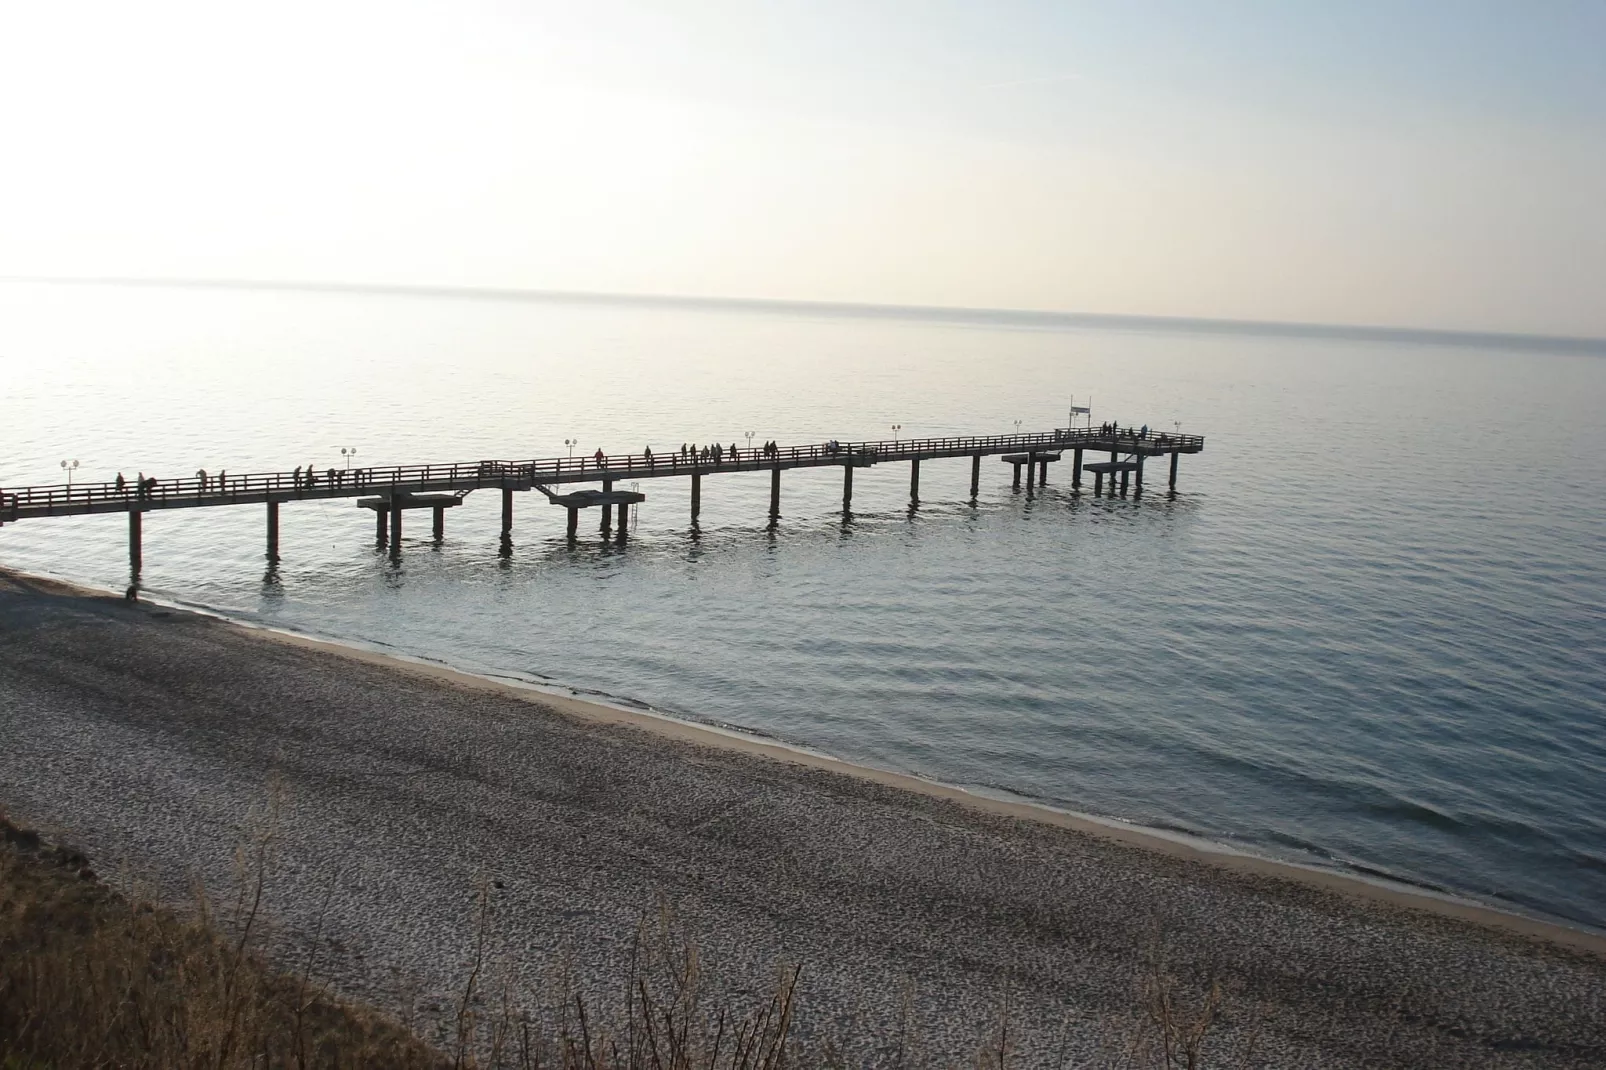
[0, 427, 1202, 573]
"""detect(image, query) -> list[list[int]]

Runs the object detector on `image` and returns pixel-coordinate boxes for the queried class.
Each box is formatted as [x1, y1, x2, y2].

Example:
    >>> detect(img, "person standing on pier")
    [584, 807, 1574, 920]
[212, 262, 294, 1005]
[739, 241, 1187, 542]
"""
[115, 473, 126, 494]
[594, 448, 606, 468]
[644, 446, 654, 468]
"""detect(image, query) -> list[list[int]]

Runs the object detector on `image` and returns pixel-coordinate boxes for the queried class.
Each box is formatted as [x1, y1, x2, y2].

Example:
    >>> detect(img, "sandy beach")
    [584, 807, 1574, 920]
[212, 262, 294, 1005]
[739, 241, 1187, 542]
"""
[1, 568, 1603, 1067]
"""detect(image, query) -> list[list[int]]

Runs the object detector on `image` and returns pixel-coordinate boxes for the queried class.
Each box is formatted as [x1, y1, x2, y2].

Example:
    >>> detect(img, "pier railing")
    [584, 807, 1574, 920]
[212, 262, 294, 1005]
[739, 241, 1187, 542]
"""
[0, 427, 1203, 521]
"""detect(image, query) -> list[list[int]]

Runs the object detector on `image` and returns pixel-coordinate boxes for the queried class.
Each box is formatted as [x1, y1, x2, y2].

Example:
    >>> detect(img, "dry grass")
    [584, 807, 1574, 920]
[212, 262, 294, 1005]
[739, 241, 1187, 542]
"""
[0, 809, 446, 1070]
[1, 803, 1248, 1070]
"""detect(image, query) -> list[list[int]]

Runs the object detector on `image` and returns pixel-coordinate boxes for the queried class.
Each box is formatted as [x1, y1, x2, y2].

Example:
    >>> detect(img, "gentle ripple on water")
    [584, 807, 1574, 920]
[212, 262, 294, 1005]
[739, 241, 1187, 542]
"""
[2, 281, 1604, 929]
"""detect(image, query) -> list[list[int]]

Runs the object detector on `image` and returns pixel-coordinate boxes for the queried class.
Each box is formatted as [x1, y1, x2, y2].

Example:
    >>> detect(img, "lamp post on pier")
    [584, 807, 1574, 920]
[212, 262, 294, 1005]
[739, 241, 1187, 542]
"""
[892, 424, 902, 443]
[341, 447, 357, 470]
[59, 459, 79, 485]
[564, 438, 578, 460]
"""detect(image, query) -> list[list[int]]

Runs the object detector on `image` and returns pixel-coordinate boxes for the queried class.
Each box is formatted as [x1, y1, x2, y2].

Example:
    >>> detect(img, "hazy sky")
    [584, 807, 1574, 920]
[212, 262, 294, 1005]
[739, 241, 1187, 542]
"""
[3, 1, 1603, 336]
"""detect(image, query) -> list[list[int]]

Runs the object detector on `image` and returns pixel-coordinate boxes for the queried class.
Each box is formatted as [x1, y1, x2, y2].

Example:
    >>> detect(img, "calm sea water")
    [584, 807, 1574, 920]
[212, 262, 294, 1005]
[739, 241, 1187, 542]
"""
[3, 281, 1604, 930]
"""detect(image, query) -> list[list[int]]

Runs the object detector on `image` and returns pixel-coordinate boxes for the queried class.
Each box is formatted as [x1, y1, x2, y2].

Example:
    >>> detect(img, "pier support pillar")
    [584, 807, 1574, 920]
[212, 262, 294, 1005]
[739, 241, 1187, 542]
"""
[909, 458, 920, 505]
[566, 507, 578, 539]
[842, 464, 853, 513]
[601, 479, 614, 533]
[1026, 454, 1037, 493]
[266, 501, 279, 562]
[389, 501, 403, 555]
[769, 467, 781, 522]
[1012, 462, 1022, 490]
[1120, 471, 1130, 497]
[128, 510, 142, 576]
[432, 505, 445, 542]
[1073, 448, 1083, 489]
[1039, 459, 1049, 485]
[1094, 472, 1104, 496]
[501, 488, 514, 539]
[690, 471, 701, 525]
[1169, 451, 1179, 490]
[970, 453, 981, 498]
[1134, 455, 1144, 497]
[376, 509, 388, 547]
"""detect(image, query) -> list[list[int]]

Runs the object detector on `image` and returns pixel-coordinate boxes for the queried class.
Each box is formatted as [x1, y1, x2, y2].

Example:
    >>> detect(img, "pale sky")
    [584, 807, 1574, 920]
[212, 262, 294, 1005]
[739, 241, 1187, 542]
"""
[3, 1, 1603, 337]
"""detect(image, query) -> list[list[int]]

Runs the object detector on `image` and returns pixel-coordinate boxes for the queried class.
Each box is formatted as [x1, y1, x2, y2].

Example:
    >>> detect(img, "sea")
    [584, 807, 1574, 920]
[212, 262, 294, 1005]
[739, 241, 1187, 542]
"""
[2, 279, 1603, 931]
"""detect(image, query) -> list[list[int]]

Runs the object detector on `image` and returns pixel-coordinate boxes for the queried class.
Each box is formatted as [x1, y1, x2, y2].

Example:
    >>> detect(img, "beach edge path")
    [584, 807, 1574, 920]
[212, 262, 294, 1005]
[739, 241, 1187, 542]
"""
[2, 569, 1603, 1067]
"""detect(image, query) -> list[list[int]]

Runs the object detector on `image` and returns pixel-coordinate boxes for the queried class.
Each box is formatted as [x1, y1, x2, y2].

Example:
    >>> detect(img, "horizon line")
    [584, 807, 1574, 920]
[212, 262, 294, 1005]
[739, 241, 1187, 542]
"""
[7, 274, 1606, 356]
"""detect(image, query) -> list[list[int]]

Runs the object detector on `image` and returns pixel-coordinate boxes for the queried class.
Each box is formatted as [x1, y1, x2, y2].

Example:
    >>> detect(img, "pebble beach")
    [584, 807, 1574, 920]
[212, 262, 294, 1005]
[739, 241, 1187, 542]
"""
[2, 568, 1604, 1068]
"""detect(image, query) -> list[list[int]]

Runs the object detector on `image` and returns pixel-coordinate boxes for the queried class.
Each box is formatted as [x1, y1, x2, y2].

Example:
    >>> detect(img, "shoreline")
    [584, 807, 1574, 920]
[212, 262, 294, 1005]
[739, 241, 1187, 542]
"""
[8, 563, 1603, 958]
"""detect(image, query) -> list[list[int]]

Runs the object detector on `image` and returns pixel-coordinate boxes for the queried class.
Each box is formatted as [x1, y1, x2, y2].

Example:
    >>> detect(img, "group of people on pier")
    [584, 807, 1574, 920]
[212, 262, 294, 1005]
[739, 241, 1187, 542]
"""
[1096, 422, 1174, 448]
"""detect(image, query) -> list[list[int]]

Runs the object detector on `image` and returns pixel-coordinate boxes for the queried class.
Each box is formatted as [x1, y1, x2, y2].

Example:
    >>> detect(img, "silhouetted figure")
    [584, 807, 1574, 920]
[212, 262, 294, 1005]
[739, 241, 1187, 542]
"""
[644, 446, 654, 468]
[594, 448, 605, 468]
[115, 473, 126, 493]
[293, 465, 302, 487]
[196, 468, 208, 490]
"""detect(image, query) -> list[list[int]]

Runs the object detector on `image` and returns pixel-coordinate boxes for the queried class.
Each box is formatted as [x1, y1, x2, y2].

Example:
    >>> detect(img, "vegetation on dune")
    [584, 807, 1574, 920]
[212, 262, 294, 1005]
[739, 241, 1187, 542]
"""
[0, 801, 1243, 1069]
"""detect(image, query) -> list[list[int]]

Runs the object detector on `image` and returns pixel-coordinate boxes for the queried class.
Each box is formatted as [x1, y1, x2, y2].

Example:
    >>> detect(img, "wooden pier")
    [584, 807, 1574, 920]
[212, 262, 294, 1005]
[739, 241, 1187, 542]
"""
[0, 427, 1203, 578]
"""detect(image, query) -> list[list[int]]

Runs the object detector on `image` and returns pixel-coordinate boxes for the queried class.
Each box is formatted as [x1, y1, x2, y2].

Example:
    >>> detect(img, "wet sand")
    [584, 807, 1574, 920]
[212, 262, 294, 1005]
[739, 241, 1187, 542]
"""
[1, 568, 1603, 1066]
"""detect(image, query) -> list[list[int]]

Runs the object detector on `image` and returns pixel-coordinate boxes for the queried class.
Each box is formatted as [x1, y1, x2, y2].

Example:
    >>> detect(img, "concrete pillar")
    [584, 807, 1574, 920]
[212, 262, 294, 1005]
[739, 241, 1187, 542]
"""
[1135, 455, 1144, 497]
[1094, 471, 1104, 496]
[1039, 459, 1049, 485]
[1073, 448, 1083, 488]
[1120, 470, 1130, 497]
[843, 464, 854, 512]
[1012, 462, 1022, 490]
[769, 466, 781, 521]
[1026, 454, 1037, 492]
[601, 479, 614, 532]
[376, 509, 388, 547]
[690, 471, 701, 524]
[566, 506, 579, 539]
[433, 505, 445, 541]
[389, 502, 402, 554]
[909, 458, 920, 505]
[266, 501, 279, 562]
[1169, 451, 1180, 490]
[128, 510, 142, 575]
[970, 453, 981, 498]
[501, 488, 514, 538]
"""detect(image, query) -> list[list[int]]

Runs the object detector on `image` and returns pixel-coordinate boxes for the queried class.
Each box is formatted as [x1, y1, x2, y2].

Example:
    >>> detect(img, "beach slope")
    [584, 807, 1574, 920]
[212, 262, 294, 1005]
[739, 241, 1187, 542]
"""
[0, 571, 1602, 1067]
